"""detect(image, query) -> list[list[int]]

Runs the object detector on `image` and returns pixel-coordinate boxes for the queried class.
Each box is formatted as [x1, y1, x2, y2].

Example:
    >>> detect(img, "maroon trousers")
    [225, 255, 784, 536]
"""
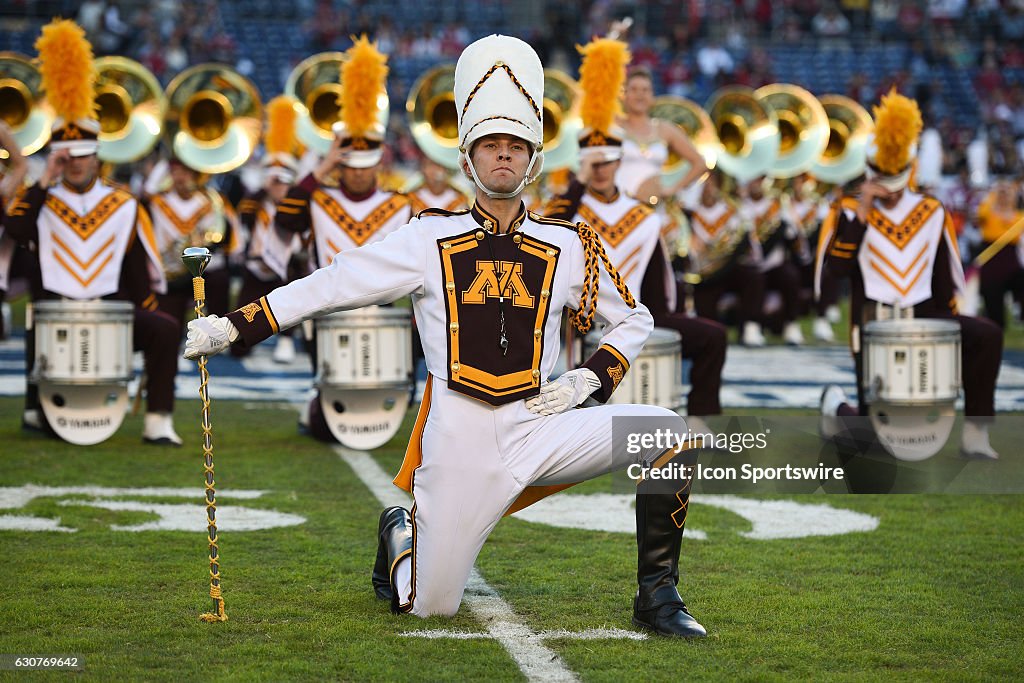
[693, 263, 764, 329]
[652, 311, 727, 416]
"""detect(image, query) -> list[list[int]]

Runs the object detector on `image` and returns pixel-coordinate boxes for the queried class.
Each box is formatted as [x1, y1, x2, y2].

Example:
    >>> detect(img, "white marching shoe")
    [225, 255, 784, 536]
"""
[825, 305, 841, 324]
[819, 384, 847, 439]
[783, 321, 805, 346]
[813, 317, 835, 342]
[960, 420, 999, 460]
[143, 412, 183, 447]
[742, 321, 765, 347]
[272, 334, 297, 364]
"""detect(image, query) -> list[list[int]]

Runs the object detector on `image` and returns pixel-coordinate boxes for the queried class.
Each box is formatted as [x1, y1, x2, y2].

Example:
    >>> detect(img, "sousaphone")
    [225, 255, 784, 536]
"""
[810, 94, 874, 185]
[540, 69, 582, 172]
[406, 64, 459, 169]
[164, 63, 262, 174]
[0, 52, 53, 157]
[706, 86, 779, 184]
[94, 56, 166, 163]
[754, 83, 828, 179]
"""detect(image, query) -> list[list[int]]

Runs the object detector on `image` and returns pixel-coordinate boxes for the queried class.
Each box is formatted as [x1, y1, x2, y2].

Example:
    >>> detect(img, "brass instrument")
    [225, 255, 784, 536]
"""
[690, 196, 750, 284]
[286, 51, 390, 155]
[810, 94, 873, 185]
[754, 83, 829, 179]
[94, 56, 166, 163]
[161, 188, 229, 282]
[540, 69, 582, 172]
[406, 64, 459, 169]
[0, 52, 53, 157]
[650, 95, 718, 181]
[706, 86, 779, 184]
[164, 64, 263, 174]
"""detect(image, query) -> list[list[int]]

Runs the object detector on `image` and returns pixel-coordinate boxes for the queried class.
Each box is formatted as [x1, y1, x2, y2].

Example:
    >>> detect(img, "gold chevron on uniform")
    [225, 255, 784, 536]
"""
[689, 200, 741, 243]
[309, 189, 410, 266]
[36, 179, 163, 299]
[410, 185, 468, 216]
[574, 190, 659, 292]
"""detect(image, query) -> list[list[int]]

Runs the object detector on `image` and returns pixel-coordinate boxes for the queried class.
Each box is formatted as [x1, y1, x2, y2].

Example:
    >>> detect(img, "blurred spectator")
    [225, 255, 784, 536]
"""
[896, 0, 927, 36]
[663, 54, 694, 97]
[696, 38, 734, 83]
[811, 2, 852, 51]
[1001, 3, 1024, 42]
[846, 72, 874, 104]
[871, 0, 901, 42]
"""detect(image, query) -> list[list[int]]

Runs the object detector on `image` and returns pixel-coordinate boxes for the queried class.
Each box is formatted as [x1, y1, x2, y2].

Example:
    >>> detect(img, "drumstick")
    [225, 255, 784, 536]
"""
[182, 246, 227, 623]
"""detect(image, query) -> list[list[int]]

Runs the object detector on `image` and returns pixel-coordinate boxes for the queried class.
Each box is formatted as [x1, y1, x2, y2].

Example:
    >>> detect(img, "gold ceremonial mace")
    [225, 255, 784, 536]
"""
[182, 247, 228, 622]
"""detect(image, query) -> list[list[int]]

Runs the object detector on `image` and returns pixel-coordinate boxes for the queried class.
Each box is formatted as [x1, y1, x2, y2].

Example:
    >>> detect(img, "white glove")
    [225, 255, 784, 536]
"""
[183, 315, 239, 360]
[525, 368, 601, 416]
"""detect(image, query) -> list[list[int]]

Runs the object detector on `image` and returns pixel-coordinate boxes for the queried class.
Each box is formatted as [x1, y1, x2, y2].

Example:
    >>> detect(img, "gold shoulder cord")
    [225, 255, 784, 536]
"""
[572, 221, 636, 334]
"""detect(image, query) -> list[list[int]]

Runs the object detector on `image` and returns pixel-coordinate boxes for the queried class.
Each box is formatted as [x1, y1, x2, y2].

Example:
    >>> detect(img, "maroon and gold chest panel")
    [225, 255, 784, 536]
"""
[438, 228, 560, 406]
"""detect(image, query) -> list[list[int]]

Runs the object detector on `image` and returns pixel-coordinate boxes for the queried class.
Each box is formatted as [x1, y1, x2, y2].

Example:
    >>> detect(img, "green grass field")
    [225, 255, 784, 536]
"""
[1, 397, 1022, 681]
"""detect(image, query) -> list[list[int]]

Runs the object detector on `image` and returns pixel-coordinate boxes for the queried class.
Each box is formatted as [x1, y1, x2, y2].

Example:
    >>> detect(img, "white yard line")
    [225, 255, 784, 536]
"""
[336, 446, 583, 683]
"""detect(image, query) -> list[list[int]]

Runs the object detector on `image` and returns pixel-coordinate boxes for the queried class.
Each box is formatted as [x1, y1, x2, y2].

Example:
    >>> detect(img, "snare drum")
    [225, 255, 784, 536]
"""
[862, 319, 961, 405]
[314, 306, 414, 451]
[32, 300, 134, 383]
[315, 306, 413, 389]
[584, 327, 683, 408]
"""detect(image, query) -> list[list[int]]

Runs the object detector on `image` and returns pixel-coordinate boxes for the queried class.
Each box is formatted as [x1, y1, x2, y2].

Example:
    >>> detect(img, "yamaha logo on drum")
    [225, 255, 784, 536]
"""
[79, 328, 91, 375]
[360, 332, 372, 377]
[917, 349, 929, 395]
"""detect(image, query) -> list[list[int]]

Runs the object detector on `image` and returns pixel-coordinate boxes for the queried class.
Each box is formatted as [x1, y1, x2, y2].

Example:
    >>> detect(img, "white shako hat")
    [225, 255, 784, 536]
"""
[455, 34, 545, 199]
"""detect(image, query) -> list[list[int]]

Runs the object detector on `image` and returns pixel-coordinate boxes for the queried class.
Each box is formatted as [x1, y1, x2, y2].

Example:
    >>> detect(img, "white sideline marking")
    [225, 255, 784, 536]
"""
[336, 447, 589, 683]
[404, 628, 645, 641]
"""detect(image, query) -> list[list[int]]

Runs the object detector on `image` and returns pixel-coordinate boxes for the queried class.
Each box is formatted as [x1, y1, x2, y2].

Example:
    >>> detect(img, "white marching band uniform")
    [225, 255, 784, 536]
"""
[304, 186, 411, 268]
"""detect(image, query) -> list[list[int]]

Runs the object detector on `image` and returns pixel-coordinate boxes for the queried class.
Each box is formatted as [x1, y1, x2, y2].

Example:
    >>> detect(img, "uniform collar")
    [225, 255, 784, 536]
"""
[586, 186, 620, 204]
[61, 176, 97, 194]
[471, 200, 527, 233]
[340, 184, 377, 202]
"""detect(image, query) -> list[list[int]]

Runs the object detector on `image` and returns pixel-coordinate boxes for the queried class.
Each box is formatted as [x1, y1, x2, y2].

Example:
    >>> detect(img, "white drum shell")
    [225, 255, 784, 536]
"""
[584, 327, 683, 409]
[33, 300, 134, 383]
[315, 307, 413, 389]
[863, 319, 961, 405]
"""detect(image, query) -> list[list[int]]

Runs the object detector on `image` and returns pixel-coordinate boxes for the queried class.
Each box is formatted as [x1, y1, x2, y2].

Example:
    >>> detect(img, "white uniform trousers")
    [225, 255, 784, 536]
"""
[396, 376, 684, 617]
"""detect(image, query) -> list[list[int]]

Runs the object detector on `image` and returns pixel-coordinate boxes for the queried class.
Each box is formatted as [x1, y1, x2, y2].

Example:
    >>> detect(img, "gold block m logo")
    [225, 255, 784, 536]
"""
[461, 261, 535, 307]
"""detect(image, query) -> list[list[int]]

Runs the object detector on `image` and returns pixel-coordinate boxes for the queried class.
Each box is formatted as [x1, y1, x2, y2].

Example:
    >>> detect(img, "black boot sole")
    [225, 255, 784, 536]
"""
[631, 615, 708, 639]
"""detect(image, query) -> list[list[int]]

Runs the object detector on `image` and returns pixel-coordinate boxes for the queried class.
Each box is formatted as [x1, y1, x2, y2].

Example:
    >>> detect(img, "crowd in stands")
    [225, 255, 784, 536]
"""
[4, 0, 1024, 236]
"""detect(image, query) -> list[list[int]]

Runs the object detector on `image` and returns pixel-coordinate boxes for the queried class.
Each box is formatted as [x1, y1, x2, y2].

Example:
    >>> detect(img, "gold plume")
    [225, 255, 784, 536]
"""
[577, 38, 630, 134]
[340, 35, 388, 138]
[871, 88, 922, 175]
[35, 19, 96, 123]
[265, 95, 299, 155]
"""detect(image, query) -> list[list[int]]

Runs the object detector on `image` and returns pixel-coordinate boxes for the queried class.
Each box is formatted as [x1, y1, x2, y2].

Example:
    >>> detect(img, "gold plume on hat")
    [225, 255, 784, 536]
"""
[577, 37, 630, 134]
[340, 35, 388, 138]
[35, 19, 96, 123]
[871, 88, 922, 176]
[265, 95, 299, 155]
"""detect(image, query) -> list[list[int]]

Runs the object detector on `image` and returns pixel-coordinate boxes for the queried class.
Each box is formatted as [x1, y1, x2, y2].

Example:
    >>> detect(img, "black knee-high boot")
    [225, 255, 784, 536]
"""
[633, 451, 707, 638]
[371, 506, 413, 613]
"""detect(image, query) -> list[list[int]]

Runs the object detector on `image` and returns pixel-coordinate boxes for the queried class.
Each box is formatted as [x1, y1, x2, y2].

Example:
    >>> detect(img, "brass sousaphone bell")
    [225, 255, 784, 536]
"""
[754, 83, 829, 179]
[286, 51, 390, 156]
[540, 69, 583, 172]
[94, 56, 166, 163]
[706, 86, 780, 184]
[406, 64, 459, 169]
[810, 94, 874, 185]
[164, 63, 263, 174]
[0, 51, 54, 157]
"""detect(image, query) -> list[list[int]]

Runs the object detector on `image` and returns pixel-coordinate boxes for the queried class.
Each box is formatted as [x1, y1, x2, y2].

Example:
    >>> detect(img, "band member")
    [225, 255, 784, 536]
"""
[407, 155, 469, 215]
[788, 172, 839, 341]
[145, 154, 243, 329]
[742, 176, 804, 345]
[818, 89, 1002, 459]
[0, 121, 29, 340]
[232, 96, 303, 360]
[273, 39, 412, 440]
[686, 170, 767, 346]
[614, 65, 708, 205]
[185, 35, 707, 637]
[6, 20, 181, 444]
[975, 179, 1024, 329]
